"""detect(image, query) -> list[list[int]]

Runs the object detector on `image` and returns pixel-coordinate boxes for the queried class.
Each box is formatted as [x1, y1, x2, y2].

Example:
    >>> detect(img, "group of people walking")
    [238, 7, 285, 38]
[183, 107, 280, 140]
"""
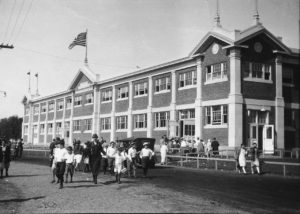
[49, 134, 155, 189]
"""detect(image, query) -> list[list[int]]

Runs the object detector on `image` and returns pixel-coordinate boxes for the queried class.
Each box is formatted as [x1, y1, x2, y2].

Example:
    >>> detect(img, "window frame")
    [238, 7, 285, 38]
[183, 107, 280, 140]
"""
[101, 117, 111, 131]
[101, 89, 112, 102]
[117, 86, 129, 100]
[85, 93, 94, 105]
[154, 112, 169, 129]
[134, 82, 148, 97]
[133, 114, 147, 129]
[205, 105, 228, 128]
[243, 61, 273, 83]
[57, 100, 64, 111]
[154, 76, 171, 93]
[73, 120, 81, 131]
[116, 116, 128, 130]
[74, 96, 82, 107]
[205, 62, 228, 84]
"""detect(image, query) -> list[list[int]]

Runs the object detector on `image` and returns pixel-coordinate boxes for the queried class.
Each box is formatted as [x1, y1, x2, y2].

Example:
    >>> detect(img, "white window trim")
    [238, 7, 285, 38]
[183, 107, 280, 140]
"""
[134, 94, 148, 98]
[116, 129, 128, 132]
[154, 127, 168, 131]
[117, 97, 129, 101]
[244, 77, 273, 84]
[243, 62, 273, 83]
[204, 124, 228, 129]
[204, 77, 228, 85]
[84, 102, 94, 106]
[101, 100, 112, 104]
[133, 128, 147, 132]
[178, 85, 197, 91]
[283, 83, 295, 87]
[205, 63, 228, 84]
[154, 89, 171, 95]
[73, 131, 81, 133]
[100, 129, 111, 133]
[84, 130, 92, 133]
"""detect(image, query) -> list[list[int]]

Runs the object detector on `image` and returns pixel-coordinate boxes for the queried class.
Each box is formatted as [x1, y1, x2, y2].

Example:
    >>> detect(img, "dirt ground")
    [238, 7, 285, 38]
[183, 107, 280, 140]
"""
[1, 159, 300, 213]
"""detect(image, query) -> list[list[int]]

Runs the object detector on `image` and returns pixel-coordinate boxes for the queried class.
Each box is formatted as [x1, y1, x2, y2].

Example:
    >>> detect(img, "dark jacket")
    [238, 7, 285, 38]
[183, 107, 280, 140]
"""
[89, 141, 106, 163]
[0, 145, 11, 163]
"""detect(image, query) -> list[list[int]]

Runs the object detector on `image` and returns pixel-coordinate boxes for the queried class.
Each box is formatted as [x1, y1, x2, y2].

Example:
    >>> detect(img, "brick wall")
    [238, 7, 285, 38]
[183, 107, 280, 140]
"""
[39, 135, 44, 144]
[115, 99, 129, 112]
[132, 96, 148, 110]
[33, 115, 38, 122]
[23, 116, 29, 123]
[48, 112, 54, 121]
[73, 105, 93, 117]
[56, 111, 63, 119]
[100, 102, 112, 114]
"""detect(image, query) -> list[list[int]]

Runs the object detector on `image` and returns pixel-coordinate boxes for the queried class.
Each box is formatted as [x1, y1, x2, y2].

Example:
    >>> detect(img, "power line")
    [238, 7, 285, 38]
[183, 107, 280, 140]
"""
[14, 0, 34, 44]
[8, 0, 26, 44]
[3, 0, 16, 43]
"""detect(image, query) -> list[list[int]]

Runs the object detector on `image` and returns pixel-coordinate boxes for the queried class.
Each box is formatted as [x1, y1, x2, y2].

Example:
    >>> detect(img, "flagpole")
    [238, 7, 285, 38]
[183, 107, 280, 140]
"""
[85, 29, 88, 65]
[27, 71, 31, 96]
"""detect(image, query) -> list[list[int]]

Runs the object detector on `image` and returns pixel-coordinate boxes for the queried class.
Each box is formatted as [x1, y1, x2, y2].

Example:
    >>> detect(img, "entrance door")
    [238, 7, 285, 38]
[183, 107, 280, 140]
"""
[249, 124, 258, 145]
[263, 125, 274, 154]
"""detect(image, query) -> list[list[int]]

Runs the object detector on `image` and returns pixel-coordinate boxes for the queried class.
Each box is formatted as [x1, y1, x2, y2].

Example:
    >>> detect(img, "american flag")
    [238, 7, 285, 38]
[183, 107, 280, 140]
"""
[68, 32, 87, 49]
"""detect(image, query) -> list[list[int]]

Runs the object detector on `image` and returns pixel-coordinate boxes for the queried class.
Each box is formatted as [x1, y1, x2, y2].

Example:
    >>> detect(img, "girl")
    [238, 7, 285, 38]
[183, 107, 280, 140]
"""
[239, 144, 248, 174]
[114, 148, 126, 184]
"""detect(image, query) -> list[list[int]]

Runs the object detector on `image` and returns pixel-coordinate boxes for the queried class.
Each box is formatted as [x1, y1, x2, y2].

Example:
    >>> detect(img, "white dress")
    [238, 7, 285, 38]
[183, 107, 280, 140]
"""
[160, 144, 168, 163]
[239, 148, 247, 167]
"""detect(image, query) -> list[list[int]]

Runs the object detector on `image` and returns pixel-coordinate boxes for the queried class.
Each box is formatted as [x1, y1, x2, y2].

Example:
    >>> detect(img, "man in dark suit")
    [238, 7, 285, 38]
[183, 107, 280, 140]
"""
[211, 137, 220, 156]
[89, 134, 106, 184]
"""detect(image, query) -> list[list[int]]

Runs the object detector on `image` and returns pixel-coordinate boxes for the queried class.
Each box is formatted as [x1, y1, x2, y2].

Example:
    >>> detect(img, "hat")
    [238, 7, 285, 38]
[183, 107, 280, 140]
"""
[92, 134, 98, 139]
[143, 142, 149, 146]
[110, 141, 115, 144]
[66, 146, 73, 151]
[55, 137, 60, 141]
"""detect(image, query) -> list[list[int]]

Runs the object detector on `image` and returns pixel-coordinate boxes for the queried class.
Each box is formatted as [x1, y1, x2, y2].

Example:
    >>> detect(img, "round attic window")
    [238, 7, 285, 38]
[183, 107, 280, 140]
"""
[212, 43, 219, 54]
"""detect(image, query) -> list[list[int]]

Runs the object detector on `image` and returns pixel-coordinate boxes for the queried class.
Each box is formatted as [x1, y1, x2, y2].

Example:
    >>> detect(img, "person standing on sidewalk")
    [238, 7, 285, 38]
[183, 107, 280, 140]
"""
[140, 142, 154, 177]
[89, 134, 106, 184]
[107, 141, 117, 175]
[114, 147, 126, 184]
[49, 138, 58, 183]
[65, 146, 75, 183]
[238, 144, 248, 174]
[73, 140, 83, 171]
[250, 143, 261, 175]
[160, 142, 168, 165]
[101, 142, 109, 175]
[54, 140, 68, 189]
[127, 143, 137, 178]
[0, 140, 11, 178]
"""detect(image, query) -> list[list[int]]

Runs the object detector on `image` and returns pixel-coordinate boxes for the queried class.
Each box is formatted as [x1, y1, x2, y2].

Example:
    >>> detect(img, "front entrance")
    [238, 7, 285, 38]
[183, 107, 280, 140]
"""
[178, 109, 195, 139]
[249, 124, 274, 154]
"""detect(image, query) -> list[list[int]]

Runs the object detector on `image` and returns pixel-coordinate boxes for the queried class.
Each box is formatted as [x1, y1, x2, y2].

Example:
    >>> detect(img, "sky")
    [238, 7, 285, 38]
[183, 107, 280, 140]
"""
[0, 0, 299, 119]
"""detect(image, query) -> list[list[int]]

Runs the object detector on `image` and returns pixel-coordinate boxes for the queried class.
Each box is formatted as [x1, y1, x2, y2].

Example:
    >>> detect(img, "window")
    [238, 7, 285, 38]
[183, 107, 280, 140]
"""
[101, 118, 111, 130]
[184, 125, 195, 136]
[40, 124, 45, 134]
[179, 109, 195, 119]
[56, 122, 62, 134]
[34, 105, 39, 114]
[57, 100, 64, 111]
[179, 71, 197, 88]
[84, 119, 92, 130]
[134, 114, 147, 129]
[247, 110, 268, 125]
[117, 86, 128, 99]
[134, 82, 148, 96]
[41, 104, 46, 113]
[73, 120, 81, 131]
[205, 105, 228, 126]
[64, 121, 70, 130]
[74, 96, 82, 106]
[155, 77, 171, 92]
[117, 116, 128, 130]
[24, 126, 28, 134]
[155, 112, 169, 128]
[242, 62, 272, 81]
[47, 123, 53, 133]
[284, 108, 296, 127]
[101, 89, 112, 102]
[85, 93, 93, 104]
[66, 98, 72, 109]
[25, 108, 29, 115]
[283, 67, 294, 85]
[48, 102, 54, 112]
[205, 62, 228, 82]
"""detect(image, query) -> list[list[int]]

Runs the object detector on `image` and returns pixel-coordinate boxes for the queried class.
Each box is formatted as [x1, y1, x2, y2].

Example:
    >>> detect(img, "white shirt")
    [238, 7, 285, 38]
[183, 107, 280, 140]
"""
[107, 146, 117, 158]
[101, 147, 108, 158]
[66, 153, 74, 164]
[128, 147, 137, 158]
[140, 148, 154, 158]
[114, 153, 125, 166]
[160, 144, 168, 153]
[54, 148, 68, 162]
[180, 140, 187, 148]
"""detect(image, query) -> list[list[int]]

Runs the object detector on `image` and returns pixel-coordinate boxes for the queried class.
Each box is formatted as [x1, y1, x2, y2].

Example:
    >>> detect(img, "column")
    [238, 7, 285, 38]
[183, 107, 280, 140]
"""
[44, 102, 49, 145]
[228, 48, 243, 148]
[37, 103, 41, 144]
[52, 100, 57, 139]
[147, 76, 153, 137]
[195, 57, 203, 139]
[92, 86, 100, 136]
[127, 81, 133, 137]
[169, 71, 177, 137]
[61, 98, 66, 140]
[111, 85, 116, 141]
[69, 92, 75, 144]
[275, 56, 285, 149]
[28, 104, 33, 144]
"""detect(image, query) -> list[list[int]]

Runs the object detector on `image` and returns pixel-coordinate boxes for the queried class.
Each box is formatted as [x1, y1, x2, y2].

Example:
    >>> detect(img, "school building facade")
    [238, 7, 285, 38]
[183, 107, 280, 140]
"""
[22, 20, 300, 152]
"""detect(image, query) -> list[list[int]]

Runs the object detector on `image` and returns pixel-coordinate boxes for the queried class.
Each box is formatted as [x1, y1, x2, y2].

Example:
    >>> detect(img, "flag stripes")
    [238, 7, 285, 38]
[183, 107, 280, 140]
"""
[68, 32, 87, 49]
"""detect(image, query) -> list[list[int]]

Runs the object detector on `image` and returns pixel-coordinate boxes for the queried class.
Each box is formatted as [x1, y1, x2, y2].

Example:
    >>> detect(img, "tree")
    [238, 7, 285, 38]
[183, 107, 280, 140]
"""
[0, 116, 23, 140]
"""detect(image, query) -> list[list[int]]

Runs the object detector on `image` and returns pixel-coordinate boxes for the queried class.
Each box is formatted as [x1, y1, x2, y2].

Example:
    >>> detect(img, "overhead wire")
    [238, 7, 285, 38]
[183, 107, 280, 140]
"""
[2, 0, 16, 43]
[8, 0, 26, 44]
[13, 0, 34, 44]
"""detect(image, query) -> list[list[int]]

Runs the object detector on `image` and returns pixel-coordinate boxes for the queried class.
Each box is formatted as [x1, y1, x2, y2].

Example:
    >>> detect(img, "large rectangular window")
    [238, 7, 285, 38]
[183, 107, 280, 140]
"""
[117, 86, 129, 100]
[47, 123, 53, 133]
[242, 62, 271, 81]
[117, 116, 128, 130]
[73, 120, 81, 131]
[101, 118, 111, 130]
[134, 82, 148, 96]
[66, 98, 72, 109]
[155, 112, 169, 128]
[25, 108, 29, 115]
[205, 62, 228, 83]
[283, 67, 294, 85]
[84, 119, 92, 130]
[48, 102, 54, 112]
[41, 104, 47, 113]
[85, 93, 93, 104]
[134, 114, 147, 129]
[34, 105, 39, 114]
[56, 122, 62, 134]
[205, 105, 228, 126]
[179, 109, 195, 120]
[57, 100, 64, 111]
[179, 70, 197, 88]
[155, 76, 171, 92]
[24, 126, 28, 134]
[102, 89, 112, 102]
[74, 96, 82, 106]
[40, 124, 45, 134]
[284, 108, 296, 127]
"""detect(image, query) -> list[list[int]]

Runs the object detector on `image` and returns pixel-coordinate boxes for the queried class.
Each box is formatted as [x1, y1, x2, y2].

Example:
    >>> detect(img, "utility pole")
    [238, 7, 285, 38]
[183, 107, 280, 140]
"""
[0, 43, 14, 49]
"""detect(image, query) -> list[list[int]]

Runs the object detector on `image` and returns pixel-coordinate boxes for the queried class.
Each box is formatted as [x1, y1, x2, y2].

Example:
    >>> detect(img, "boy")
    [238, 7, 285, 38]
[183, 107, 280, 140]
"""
[54, 140, 68, 189]
[65, 146, 75, 183]
[114, 148, 125, 184]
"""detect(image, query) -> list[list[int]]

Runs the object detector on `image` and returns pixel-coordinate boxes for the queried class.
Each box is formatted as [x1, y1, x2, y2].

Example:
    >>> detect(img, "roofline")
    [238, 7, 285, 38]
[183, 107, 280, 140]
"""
[29, 89, 72, 104]
[97, 56, 194, 85]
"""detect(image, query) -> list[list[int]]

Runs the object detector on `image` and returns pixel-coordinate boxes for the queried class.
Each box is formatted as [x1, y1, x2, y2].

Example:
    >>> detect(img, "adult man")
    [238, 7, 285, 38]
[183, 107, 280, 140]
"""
[107, 141, 117, 175]
[0, 140, 11, 178]
[139, 142, 154, 177]
[250, 143, 261, 174]
[127, 143, 137, 177]
[89, 134, 106, 184]
[54, 140, 68, 189]
[211, 137, 220, 156]
[18, 138, 24, 158]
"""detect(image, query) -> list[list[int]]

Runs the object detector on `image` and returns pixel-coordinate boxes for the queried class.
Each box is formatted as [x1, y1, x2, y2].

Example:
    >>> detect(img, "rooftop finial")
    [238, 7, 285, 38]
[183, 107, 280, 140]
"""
[252, 0, 261, 25]
[214, 0, 221, 27]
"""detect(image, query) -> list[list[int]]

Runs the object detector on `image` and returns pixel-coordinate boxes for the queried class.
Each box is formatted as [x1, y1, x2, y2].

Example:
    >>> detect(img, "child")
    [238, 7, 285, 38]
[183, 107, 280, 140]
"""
[114, 148, 126, 184]
[65, 146, 75, 183]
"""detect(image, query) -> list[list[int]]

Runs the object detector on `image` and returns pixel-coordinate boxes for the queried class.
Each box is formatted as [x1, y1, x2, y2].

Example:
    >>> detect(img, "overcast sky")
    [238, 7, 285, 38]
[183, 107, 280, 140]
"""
[0, 0, 299, 119]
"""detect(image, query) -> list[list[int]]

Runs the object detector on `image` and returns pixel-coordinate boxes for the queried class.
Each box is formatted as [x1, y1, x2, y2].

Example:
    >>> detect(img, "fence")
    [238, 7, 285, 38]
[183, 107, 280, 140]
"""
[165, 154, 300, 177]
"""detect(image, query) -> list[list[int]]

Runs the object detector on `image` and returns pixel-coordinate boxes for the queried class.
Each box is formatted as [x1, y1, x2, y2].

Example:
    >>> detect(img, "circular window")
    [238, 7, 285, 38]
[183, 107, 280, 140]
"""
[212, 43, 219, 54]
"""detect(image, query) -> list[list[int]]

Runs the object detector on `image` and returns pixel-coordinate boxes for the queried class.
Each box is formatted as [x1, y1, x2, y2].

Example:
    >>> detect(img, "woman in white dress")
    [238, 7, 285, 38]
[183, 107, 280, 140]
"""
[160, 142, 168, 165]
[238, 144, 247, 174]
